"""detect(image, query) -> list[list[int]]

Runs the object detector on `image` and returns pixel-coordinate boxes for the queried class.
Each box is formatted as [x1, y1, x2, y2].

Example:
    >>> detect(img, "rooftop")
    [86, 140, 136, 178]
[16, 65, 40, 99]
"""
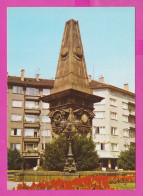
[90, 80, 135, 97]
[7, 75, 54, 88]
[7, 75, 135, 97]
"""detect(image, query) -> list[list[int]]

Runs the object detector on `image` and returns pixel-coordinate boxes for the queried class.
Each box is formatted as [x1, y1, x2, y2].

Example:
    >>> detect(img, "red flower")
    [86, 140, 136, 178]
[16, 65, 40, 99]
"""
[15, 174, 135, 190]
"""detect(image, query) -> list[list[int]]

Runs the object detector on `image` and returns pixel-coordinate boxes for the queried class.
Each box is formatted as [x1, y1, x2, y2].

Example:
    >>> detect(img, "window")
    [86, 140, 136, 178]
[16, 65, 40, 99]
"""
[111, 127, 118, 136]
[111, 143, 118, 151]
[41, 130, 51, 137]
[11, 114, 22, 121]
[129, 105, 135, 113]
[12, 100, 22, 107]
[95, 127, 106, 134]
[26, 87, 39, 96]
[43, 89, 50, 95]
[42, 143, 45, 150]
[24, 128, 38, 137]
[11, 129, 21, 136]
[124, 144, 130, 151]
[24, 143, 38, 150]
[123, 129, 129, 137]
[95, 143, 106, 150]
[95, 143, 100, 151]
[95, 127, 99, 134]
[10, 143, 20, 151]
[42, 115, 50, 123]
[25, 114, 39, 122]
[13, 86, 23, 94]
[101, 143, 106, 150]
[110, 98, 116, 106]
[128, 116, 135, 124]
[42, 102, 49, 109]
[122, 102, 128, 109]
[123, 115, 128, 122]
[110, 112, 117, 120]
[33, 144, 38, 150]
[24, 144, 33, 150]
[129, 130, 135, 138]
[100, 127, 106, 134]
[95, 111, 105, 118]
[25, 101, 39, 109]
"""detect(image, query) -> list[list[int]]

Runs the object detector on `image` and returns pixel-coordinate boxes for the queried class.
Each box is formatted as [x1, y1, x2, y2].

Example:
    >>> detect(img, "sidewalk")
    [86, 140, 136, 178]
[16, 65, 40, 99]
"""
[7, 181, 38, 190]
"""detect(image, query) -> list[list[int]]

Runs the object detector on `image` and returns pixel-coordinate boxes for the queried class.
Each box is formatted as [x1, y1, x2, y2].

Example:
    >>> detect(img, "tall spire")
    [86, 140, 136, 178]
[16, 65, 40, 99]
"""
[52, 19, 91, 94]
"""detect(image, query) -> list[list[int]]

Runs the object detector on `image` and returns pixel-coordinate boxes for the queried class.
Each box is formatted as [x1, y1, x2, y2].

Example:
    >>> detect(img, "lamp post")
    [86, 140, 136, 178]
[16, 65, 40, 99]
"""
[60, 109, 80, 173]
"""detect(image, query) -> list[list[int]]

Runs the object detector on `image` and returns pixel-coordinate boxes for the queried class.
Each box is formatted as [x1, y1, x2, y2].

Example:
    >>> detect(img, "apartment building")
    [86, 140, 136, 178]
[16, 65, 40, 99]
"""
[7, 70, 54, 168]
[7, 71, 135, 169]
[90, 77, 135, 169]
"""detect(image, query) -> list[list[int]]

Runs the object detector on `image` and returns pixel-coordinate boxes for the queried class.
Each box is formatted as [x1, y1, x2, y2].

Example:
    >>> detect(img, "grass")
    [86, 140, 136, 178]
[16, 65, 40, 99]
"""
[111, 182, 135, 190]
[8, 170, 135, 173]
[8, 170, 59, 173]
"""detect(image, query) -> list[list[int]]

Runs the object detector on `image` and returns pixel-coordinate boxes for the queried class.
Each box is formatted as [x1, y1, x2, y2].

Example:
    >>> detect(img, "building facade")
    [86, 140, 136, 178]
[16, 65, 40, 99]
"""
[7, 70, 54, 168]
[7, 72, 135, 169]
[90, 77, 135, 169]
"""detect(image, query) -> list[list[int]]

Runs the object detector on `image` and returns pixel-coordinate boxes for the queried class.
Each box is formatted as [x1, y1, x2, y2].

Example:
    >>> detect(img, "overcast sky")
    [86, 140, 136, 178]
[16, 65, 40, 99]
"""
[7, 7, 135, 92]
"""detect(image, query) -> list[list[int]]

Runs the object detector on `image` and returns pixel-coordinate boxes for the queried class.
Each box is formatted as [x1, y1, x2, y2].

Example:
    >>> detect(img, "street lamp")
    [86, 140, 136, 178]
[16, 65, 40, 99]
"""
[60, 117, 80, 173]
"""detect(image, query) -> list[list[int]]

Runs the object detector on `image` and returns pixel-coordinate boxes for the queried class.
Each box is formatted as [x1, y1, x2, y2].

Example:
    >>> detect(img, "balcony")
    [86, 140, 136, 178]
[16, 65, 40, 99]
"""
[128, 114, 135, 129]
[22, 151, 39, 157]
[24, 122, 40, 128]
[23, 137, 40, 142]
[97, 150, 120, 159]
[128, 102, 135, 116]
[130, 142, 135, 147]
[128, 122, 135, 129]
[128, 101, 135, 106]
[24, 108, 41, 115]
[25, 95, 40, 101]
[129, 137, 135, 144]
[128, 109, 135, 116]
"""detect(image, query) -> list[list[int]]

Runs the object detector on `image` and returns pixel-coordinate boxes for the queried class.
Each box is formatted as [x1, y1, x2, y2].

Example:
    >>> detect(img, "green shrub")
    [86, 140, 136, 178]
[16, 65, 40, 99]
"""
[8, 148, 23, 170]
[43, 135, 68, 171]
[72, 135, 99, 171]
[43, 134, 99, 171]
[117, 147, 135, 170]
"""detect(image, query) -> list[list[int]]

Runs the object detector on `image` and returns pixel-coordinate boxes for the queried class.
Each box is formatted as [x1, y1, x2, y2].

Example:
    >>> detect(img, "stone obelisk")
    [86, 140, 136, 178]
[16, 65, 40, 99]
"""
[41, 19, 103, 172]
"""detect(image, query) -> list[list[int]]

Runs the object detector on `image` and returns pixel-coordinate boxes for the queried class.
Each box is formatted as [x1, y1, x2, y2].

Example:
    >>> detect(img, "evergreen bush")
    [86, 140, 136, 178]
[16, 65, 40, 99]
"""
[8, 148, 23, 170]
[43, 134, 99, 171]
[117, 147, 135, 170]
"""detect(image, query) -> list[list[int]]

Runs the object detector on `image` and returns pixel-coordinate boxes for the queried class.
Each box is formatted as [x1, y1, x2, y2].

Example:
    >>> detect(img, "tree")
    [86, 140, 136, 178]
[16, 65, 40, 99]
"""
[8, 148, 23, 170]
[43, 134, 99, 171]
[43, 135, 68, 171]
[72, 135, 99, 171]
[117, 147, 135, 170]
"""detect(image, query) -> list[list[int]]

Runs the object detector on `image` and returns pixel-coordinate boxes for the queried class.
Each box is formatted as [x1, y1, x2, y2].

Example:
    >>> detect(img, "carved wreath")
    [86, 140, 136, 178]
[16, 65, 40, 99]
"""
[54, 113, 62, 126]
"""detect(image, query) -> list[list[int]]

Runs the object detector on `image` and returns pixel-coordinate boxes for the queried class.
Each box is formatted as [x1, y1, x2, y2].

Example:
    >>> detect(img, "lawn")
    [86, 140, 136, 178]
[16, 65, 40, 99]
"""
[111, 182, 135, 190]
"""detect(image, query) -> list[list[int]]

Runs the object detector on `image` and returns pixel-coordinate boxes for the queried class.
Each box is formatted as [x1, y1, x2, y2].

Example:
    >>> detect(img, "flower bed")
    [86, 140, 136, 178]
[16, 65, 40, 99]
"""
[108, 174, 135, 184]
[13, 174, 135, 190]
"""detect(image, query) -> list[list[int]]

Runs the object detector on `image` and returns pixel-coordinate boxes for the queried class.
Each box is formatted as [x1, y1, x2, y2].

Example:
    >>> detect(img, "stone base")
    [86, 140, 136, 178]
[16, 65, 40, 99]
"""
[64, 157, 77, 173]
[14, 171, 80, 182]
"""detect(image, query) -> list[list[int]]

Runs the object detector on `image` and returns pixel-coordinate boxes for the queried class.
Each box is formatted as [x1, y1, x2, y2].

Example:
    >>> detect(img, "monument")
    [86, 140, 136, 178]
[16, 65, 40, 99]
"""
[41, 19, 103, 172]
